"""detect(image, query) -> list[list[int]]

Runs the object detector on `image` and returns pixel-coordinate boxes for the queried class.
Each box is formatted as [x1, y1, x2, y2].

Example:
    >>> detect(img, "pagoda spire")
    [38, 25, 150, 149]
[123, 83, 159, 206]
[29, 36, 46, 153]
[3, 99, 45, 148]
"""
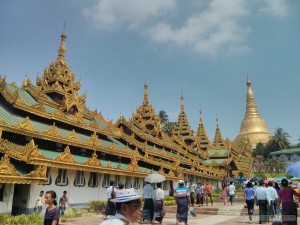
[57, 22, 67, 64]
[212, 116, 225, 149]
[180, 90, 184, 113]
[196, 109, 210, 151]
[234, 77, 271, 146]
[172, 94, 195, 146]
[143, 81, 149, 105]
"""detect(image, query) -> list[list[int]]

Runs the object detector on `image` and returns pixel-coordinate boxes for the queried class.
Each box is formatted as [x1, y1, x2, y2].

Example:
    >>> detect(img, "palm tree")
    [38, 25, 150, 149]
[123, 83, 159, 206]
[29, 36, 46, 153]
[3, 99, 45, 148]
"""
[269, 127, 291, 151]
[163, 122, 177, 137]
[158, 110, 169, 125]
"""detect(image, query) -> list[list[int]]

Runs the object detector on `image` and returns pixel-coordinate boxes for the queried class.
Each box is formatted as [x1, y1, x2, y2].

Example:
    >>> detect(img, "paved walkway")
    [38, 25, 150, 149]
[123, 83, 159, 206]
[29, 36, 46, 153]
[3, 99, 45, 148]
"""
[60, 202, 300, 225]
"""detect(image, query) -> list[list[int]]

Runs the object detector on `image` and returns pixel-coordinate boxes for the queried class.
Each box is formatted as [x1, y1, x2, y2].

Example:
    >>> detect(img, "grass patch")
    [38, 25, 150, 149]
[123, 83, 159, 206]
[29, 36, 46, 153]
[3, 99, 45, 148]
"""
[0, 214, 43, 225]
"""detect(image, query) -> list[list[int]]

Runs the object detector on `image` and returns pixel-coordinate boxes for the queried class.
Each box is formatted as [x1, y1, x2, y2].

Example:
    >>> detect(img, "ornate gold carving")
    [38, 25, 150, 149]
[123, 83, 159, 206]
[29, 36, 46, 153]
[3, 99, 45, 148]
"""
[72, 112, 84, 124]
[86, 131, 100, 147]
[66, 129, 80, 142]
[54, 146, 76, 163]
[0, 155, 19, 176]
[126, 158, 139, 172]
[15, 116, 36, 132]
[107, 161, 112, 168]
[43, 122, 60, 137]
[84, 151, 101, 167]
[27, 140, 47, 161]
[52, 108, 66, 118]
[31, 102, 45, 112]
[110, 142, 118, 151]
[27, 165, 47, 178]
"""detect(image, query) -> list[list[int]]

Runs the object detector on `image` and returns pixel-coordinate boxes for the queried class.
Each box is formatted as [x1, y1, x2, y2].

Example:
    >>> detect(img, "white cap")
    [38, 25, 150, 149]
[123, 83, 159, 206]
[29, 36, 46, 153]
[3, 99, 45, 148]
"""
[110, 188, 142, 203]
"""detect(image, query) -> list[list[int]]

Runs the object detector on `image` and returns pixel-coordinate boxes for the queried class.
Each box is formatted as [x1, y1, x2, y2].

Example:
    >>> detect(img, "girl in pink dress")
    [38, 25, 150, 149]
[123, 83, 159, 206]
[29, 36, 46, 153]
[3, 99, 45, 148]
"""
[221, 183, 228, 205]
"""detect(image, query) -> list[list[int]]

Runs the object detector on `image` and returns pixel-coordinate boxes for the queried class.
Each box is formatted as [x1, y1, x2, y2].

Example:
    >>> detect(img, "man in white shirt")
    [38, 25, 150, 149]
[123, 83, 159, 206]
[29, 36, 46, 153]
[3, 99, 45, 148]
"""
[266, 181, 278, 222]
[34, 190, 45, 214]
[142, 182, 155, 223]
[188, 180, 197, 206]
[105, 180, 116, 218]
[228, 182, 236, 205]
[255, 180, 270, 224]
[100, 188, 142, 225]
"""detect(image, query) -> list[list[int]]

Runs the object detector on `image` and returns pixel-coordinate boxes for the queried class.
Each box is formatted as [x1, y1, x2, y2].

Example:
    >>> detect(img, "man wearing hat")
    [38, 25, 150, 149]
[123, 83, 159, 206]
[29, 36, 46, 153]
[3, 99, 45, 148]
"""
[255, 180, 270, 224]
[100, 188, 142, 225]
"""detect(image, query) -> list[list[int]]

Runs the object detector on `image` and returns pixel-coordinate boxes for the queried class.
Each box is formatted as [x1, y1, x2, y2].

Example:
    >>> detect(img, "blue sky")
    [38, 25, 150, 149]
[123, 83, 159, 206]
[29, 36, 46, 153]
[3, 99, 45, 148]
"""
[0, 0, 299, 144]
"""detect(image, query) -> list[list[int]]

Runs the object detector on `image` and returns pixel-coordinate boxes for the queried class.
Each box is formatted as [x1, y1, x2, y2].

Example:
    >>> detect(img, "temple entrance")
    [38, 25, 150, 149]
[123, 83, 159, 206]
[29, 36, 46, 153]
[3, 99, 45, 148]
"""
[12, 184, 30, 215]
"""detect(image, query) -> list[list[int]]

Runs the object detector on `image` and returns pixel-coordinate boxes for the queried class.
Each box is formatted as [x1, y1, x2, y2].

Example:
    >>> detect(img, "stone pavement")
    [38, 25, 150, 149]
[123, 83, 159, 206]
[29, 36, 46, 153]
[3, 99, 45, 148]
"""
[60, 202, 300, 225]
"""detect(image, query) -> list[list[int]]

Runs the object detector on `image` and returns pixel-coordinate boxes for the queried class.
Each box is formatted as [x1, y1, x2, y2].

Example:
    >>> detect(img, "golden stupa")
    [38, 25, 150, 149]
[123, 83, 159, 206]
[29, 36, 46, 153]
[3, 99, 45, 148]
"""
[234, 78, 271, 147]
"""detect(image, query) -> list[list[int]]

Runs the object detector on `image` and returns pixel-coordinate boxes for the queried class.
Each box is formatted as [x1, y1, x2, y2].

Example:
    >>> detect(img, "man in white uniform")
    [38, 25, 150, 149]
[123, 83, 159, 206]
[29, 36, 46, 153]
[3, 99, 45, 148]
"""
[228, 182, 236, 205]
[100, 188, 142, 225]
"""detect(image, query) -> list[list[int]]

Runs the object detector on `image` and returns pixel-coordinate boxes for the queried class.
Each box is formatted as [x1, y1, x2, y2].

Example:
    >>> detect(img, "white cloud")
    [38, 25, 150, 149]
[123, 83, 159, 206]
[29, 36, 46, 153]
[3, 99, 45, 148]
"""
[259, 0, 288, 17]
[147, 0, 250, 56]
[83, 0, 289, 57]
[83, 0, 176, 31]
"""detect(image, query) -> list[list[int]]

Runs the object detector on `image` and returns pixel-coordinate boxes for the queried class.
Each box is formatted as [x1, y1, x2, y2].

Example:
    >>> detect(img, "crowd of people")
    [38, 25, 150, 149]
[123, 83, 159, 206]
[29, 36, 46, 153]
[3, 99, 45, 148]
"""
[34, 178, 300, 225]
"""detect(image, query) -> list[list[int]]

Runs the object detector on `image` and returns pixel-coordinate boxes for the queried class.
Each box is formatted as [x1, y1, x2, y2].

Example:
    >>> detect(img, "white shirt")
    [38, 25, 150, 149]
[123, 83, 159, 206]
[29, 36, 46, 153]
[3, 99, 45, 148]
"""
[107, 186, 115, 199]
[255, 186, 271, 204]
[36, 196, 44, 206]
[266, 186, 278, 201]
[155, 188, 164, 200]
[143, 184, 155, 199]
[228, 184, 236, 195]
[99, 213, 133, 225]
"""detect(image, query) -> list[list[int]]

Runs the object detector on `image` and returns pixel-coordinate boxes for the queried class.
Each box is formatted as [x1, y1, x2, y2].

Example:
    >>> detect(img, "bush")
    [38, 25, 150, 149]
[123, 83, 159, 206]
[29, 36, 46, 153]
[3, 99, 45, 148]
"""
[164, 200, 176, 206]
[164, 196, 175, 201]
[61, 208, 96, 219]
[0, 214, 43, 225]
[88, 200, 107, 213]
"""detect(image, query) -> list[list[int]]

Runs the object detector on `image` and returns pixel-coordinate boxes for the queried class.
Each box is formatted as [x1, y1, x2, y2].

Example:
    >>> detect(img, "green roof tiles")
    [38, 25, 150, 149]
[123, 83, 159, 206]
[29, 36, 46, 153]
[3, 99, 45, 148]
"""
[95, 117, 107, 129]
[44, 105, 56, 114]
[17, 89, 37, 106]
[40, 149, 60, 159]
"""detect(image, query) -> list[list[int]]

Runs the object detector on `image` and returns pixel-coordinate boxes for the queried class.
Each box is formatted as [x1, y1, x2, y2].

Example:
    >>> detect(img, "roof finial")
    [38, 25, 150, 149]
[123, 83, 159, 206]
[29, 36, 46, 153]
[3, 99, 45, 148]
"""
[216, 114, 219, 128]
[143, 80, 149, 105]
[180, 89, 184, 112]
[57, 22, 67, 63]
[246, 74, 251, 87]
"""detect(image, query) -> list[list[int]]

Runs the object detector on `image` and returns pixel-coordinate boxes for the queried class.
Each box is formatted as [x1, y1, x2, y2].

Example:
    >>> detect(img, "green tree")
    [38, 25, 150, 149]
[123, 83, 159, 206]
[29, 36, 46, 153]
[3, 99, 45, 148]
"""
[158, 110, 169, 125]
[264, 155, 287, 178]
[269, 127, 291, 151]
[163, 122, 177, 137]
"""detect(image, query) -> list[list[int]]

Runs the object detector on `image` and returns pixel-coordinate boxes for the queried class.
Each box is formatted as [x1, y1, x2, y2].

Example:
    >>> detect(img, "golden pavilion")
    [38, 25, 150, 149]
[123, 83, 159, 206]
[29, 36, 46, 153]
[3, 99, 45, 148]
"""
[0, 30, 253, 214]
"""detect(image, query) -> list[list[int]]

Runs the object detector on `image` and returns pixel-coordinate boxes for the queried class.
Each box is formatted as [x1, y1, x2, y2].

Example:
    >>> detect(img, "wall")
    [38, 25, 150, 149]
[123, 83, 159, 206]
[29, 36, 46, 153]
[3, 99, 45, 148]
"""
[0, 184, 14, 214]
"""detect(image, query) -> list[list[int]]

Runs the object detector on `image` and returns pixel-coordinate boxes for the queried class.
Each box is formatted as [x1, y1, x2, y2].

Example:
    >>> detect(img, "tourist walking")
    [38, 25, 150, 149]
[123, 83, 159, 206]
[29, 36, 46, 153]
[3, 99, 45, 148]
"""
[100, 188, 142, 225]
[59, 190, 70, 216]
[105, 180, 116, 219]
[188, 180, 196, 206]
[228, 182, 236, 205]
[141, 182, 155, 223]
[266, 181, 278, 222]
[196, 182, 204, 207]
[153, 182, 165, 223]
[222, 183, 228, 205]
[277, 178, 300, 225]
[44, 190, 60, 225]
[244, 182, 255, 224]
[255, 180, 270, 224]
[34, 190, 45, 214]
[174, 180, 190, 225]
[204, 182, 213, 206]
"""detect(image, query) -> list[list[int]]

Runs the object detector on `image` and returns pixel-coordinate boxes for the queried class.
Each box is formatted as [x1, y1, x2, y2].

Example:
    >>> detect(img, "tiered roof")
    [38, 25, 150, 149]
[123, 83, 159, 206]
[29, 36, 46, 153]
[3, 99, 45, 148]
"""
[172, 95, 195, 146]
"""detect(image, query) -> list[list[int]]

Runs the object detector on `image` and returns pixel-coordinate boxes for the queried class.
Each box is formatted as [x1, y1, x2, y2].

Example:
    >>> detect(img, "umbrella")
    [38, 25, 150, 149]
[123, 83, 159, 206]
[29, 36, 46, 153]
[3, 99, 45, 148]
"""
[249, 177, 262, 183]
[263, 180, 269, 184]
[236, 177, 247, 181]
[286, 162, 300, 178]
[144, 173, 166, 183]
[290, 177, 300, 181]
